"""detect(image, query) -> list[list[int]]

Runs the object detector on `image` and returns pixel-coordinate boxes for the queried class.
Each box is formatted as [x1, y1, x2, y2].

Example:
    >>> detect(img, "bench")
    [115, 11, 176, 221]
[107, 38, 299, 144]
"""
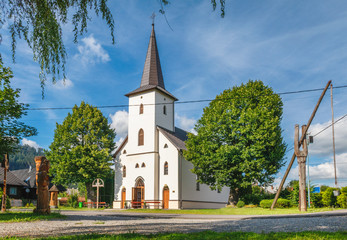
[83, 201, 109, 208]
[131, 201, 161, 209]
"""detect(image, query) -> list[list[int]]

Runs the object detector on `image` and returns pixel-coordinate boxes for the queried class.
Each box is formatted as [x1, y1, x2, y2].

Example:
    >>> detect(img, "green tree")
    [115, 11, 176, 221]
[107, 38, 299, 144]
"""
[9, 144, 44, 170]
[46, 101, 116, 201]
[183, 80, 286, 204]
[0, 58, 37, 155]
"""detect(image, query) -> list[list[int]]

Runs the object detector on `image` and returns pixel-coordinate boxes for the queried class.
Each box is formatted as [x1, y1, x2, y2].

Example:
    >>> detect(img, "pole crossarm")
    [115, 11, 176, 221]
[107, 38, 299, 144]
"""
[271, 80, 332, 210]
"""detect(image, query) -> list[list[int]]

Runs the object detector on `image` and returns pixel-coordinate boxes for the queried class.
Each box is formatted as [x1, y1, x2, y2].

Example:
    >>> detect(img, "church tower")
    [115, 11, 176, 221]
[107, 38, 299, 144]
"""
[125, 24, 177, 155]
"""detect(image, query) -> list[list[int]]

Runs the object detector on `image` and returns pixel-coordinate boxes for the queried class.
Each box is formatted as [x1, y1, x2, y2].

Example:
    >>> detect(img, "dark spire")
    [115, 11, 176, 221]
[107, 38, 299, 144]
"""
[140, 24, 165, 89]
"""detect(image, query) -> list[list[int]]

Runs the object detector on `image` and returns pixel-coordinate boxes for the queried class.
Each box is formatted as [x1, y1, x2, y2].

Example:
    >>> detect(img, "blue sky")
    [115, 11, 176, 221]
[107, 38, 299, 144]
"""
[1, 0, 347, 188]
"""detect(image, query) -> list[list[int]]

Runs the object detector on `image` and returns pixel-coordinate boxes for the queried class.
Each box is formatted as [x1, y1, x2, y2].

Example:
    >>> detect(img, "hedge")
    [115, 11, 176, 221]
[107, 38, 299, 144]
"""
[260, 198, 291, 208]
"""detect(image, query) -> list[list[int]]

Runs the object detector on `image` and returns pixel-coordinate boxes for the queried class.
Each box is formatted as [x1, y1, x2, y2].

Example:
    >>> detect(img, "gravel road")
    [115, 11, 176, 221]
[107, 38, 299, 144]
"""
[1, 210, 347, 238]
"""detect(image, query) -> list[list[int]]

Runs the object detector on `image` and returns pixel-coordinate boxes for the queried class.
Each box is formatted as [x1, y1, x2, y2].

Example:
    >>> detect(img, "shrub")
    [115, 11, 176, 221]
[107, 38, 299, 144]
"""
[322, 187, 337, 207]
[311, 193, 323, 208]
[337, 193, 347, 208]
[236, 200, 245, 208]
[276, 198, 291, 208]
[260, 198, 291, 208]
[244, 204, 257, 208]
[67, 193, 79, 208]
[340, 187, 347, 195]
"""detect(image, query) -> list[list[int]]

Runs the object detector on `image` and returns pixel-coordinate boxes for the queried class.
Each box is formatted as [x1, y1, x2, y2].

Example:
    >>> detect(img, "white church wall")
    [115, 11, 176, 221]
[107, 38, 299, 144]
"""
[181, 156, 229, 208]
[158, 131, 179, 202]
[154, 91, 174, 132]
[128, 91, 156, 154]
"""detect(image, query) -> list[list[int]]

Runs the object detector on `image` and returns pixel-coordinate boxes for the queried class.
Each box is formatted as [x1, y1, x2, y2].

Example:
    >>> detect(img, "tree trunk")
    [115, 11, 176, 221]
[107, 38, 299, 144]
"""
[228, 188, 239, 206]
[86, 182, 95, 208]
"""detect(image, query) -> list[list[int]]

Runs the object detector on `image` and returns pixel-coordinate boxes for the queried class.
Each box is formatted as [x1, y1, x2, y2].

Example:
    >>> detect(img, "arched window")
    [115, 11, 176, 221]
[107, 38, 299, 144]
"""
[135, 163, 139, 168]
[163, 105, 167, 115]
[164, 144, 168, 148]
[138, 129, 144, 146]
[139, 104, 144, 114]
[123, 149, 127, 154]
[141, 162, 146, 168]
[123, 166, 126, 178]
[164, 162, 168, 175]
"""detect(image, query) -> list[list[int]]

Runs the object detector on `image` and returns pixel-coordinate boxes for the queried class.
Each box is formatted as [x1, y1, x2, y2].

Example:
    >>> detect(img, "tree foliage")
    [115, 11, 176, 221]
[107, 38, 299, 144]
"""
[0, 58, 37, 155]
[0, 0, 115, 94]
[46, 101, 116, 200]
[183, 80, 286, 201]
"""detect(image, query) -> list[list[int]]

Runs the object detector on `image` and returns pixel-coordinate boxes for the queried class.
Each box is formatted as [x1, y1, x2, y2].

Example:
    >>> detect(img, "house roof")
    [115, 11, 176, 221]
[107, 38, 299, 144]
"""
[125, 24, 177, 101]
[157, 126, 189, 151]
[11, 168, 36, 188]
[0, 167, 27, 187]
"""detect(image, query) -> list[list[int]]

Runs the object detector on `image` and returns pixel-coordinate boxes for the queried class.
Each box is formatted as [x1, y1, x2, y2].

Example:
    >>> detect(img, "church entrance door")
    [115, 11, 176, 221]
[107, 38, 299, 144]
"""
[121, 188, 126, 209]
[163, 186, 169, 209]
[132, 178, 144, 208]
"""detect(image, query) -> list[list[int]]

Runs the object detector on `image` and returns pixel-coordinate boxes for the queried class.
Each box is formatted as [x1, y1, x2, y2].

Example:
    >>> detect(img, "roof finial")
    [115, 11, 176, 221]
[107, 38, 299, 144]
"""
[150, 12, 156, 26]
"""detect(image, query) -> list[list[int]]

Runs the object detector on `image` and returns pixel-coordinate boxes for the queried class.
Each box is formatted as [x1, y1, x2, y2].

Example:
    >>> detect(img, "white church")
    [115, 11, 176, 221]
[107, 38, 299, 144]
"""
[113, 24, 229, 209]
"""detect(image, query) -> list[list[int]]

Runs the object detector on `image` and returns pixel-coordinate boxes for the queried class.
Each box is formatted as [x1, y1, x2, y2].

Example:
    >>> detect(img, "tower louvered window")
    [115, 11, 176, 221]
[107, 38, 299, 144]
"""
[164, 162, 168, 175]
[140, 104, 144, 114]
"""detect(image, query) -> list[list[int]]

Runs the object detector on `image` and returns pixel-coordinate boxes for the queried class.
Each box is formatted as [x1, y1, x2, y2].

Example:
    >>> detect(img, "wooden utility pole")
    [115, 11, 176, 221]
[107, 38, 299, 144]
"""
[294, 125, 308, 212]
[271, 80, 332, 210]
[1, 153, 9, 212]
[330, 84, 337, 187]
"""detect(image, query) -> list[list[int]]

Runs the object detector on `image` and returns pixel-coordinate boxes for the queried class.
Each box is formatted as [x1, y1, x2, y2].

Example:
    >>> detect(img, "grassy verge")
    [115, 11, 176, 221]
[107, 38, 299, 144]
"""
[119, 207, 341, 215]
[55, 206, 107, 211]
[2, 231, 346, 239]
[0, 212, 66, 222]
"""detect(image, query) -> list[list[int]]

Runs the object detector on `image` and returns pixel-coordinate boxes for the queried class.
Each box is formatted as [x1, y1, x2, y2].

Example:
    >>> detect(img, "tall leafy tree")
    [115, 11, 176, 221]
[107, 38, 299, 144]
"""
[184, 80, 286, 204]
[0, 57, 37, 155]
[46, 101, 116, 201]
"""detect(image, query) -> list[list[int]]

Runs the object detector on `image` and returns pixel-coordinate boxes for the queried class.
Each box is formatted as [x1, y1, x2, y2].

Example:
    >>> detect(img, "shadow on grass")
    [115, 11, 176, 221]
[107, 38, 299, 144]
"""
[0, 212, 65, 222]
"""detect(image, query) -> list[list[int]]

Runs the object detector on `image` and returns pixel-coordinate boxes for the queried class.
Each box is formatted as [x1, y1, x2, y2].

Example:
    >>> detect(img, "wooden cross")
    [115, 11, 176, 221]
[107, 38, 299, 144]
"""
[92, 178, 104, 209]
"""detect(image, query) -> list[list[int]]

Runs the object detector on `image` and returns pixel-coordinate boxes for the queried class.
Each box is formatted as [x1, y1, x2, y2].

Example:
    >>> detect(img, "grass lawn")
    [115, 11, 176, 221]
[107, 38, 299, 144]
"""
[120, 207, 341, 215]
[2, 231, 347, 240]
[0, 212, 66, 222]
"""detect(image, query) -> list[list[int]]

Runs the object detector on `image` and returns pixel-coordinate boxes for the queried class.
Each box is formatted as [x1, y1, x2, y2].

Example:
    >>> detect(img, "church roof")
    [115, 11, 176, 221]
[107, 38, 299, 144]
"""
[157, 126, 189, 151]
[114, 136, 128, 157]
[125, 24, 177, 101]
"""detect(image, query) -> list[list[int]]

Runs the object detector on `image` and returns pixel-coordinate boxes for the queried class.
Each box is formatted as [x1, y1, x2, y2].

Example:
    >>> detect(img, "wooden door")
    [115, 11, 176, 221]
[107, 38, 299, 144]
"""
[121, 189, 126, 209]
[163, 187, 169, 209]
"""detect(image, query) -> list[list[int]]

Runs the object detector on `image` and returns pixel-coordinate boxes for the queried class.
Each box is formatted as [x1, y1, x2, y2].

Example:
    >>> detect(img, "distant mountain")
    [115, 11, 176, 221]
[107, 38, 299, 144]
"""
[8, 145, 45, 170]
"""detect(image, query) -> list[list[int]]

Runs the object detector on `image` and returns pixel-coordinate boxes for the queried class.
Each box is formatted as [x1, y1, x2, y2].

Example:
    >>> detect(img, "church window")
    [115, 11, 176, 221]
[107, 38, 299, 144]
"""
[164, 144, 168, 148]
[141, 162, 146, 168]
[123, 166, 126, 177]
[123, 150, 127, 154]
[138, 129, 144, 146]
[139, 104, 144, 114]
[163, 105, 167, 115]
[196, 176, 200, 191]
[164, 162, 168, 175]
[135, 163, 139, 168]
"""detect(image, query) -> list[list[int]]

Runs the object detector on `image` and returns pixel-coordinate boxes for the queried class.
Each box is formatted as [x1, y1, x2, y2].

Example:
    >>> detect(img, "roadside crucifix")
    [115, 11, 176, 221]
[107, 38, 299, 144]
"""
[92, 178, 104, 209]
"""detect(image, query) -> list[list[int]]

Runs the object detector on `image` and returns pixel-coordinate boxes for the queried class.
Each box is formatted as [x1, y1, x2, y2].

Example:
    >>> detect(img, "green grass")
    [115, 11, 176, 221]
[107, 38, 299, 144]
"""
[0, 212, 66, 222]
[119, 207, 341, 215]
[1, 231, 346, 239]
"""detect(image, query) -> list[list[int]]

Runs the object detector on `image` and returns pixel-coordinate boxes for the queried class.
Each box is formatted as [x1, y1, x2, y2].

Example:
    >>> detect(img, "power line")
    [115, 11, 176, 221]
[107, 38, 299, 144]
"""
[312, 113, 347, 137]
[26, 84, 347, 111]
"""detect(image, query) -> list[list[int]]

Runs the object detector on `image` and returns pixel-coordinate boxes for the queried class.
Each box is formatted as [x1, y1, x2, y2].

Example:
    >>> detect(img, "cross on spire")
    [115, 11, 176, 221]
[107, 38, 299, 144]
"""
[150, 12, 156, 25]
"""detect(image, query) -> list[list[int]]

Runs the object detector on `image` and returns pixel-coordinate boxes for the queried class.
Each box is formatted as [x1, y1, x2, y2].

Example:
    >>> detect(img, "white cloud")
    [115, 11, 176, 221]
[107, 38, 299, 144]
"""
[175, 113, 197, 134]
[308, 116, 347, 156]
[51, 78, 74, 90]
[75, 35, 110, 65]
[110, 110, 128, 139]
[21, 138, 41, 151]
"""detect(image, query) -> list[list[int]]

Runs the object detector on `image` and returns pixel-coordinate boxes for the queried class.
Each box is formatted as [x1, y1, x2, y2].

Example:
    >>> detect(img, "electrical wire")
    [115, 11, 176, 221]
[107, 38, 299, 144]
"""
[26, 84, 347, 111]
